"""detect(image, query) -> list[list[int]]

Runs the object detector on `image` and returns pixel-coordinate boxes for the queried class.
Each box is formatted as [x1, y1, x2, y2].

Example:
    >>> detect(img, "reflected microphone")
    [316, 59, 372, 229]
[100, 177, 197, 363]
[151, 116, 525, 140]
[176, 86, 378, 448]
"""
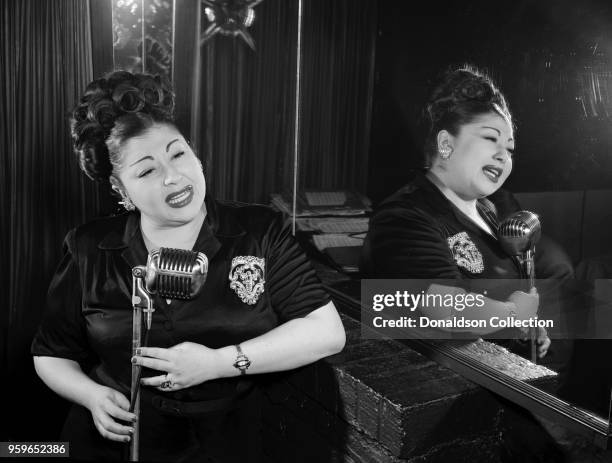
[144, 247, 209, 300]
[498, 210, 542, 362]
[497, 210, 541, 288]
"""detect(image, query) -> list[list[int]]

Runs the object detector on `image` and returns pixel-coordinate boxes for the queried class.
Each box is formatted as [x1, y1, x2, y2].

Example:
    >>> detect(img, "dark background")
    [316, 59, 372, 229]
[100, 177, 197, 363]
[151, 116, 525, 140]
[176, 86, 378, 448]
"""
[369, 0, 612, 202]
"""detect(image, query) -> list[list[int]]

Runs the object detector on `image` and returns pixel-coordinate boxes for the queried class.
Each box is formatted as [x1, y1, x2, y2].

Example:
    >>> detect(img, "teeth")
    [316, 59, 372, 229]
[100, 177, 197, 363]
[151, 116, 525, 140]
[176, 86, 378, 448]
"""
[483, 167, 500, 178]
[168, 189, 191, 204]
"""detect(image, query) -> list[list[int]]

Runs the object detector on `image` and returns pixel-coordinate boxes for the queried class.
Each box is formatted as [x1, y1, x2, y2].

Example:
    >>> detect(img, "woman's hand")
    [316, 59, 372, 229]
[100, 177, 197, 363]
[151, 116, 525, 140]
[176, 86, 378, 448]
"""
[507, 288, 539, 321]
[536, 327, 551, 358]
[508, 289, 550, 358]
[87, 385, 136, 442]
[134, 342, 218, 391]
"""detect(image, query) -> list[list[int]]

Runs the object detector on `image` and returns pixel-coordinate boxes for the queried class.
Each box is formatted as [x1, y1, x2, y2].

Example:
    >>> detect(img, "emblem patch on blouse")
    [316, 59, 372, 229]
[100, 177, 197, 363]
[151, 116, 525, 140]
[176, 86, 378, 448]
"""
[447, 232, 484, 274]
[229, 256, 265, 305]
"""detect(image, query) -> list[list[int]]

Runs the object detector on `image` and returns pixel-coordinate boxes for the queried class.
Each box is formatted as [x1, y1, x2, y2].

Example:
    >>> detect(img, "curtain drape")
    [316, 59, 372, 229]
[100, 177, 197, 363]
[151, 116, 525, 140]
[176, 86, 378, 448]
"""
[188, 0, 376, 203]
[298, 0, 376, 192]
[191, 0, 300, 203]
[1, 0, 107, 439]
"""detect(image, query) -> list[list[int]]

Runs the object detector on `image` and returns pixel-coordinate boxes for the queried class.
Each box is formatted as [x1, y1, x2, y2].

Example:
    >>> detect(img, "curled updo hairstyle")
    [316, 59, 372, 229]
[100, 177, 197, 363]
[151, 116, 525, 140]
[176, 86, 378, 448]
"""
[70, 70, 175, 183]
[422, 66, 512, 168]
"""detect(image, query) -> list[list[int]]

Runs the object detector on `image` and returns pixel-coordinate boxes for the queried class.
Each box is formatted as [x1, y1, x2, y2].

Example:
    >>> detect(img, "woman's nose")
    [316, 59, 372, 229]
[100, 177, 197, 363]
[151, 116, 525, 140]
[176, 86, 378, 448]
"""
[162, 165, 182, 186]
[494, 148, 510, 163]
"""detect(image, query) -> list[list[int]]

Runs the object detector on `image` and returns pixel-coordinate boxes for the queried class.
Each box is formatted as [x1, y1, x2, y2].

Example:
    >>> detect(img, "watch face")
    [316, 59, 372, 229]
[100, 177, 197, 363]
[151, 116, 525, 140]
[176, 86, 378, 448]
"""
[234, 354, 251, 372]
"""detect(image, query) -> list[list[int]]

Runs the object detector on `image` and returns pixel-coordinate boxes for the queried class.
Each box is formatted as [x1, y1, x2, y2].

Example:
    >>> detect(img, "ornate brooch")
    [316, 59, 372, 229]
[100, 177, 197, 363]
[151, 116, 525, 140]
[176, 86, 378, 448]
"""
[447, 232, 484, 274]
[229, 256, 265, 305]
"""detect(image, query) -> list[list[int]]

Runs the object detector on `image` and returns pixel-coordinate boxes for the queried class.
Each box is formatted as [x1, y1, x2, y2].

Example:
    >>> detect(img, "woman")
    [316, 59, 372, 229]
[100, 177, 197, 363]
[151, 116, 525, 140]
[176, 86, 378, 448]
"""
[31, 71, 345, 461]
[362, 66, 550, 355]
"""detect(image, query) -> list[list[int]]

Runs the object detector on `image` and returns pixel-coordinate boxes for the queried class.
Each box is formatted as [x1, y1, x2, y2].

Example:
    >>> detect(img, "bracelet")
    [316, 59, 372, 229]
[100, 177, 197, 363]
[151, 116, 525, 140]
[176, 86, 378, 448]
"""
[232, 344, 251, 375]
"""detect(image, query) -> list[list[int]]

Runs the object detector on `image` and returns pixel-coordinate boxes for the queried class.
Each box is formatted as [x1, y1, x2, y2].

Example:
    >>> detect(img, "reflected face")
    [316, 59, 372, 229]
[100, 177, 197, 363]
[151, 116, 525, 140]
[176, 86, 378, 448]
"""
[443, 112, 515, 199]
[115, 124, 206, 226]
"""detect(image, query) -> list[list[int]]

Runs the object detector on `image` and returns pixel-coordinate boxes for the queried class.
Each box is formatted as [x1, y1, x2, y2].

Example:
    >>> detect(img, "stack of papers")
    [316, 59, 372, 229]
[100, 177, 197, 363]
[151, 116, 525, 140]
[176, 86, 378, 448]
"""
[270, 190, 371, 273]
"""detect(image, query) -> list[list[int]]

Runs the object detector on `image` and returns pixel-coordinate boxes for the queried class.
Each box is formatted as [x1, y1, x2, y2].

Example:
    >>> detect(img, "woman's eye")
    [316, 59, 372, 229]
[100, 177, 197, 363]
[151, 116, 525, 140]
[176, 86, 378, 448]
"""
[484, 136, 497, 142]
[172, 151, 185, 159]
[507, 148, 515, 157]
[138, 168, 154, 178]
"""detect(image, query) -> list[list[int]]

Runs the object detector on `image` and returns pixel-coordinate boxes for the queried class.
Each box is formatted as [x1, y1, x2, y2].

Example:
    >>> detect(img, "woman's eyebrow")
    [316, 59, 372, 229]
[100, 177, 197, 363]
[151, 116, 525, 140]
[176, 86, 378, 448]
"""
[166, 138, 180, 152]
[129, 155, 154, 167]
[481, 126, 501, 136]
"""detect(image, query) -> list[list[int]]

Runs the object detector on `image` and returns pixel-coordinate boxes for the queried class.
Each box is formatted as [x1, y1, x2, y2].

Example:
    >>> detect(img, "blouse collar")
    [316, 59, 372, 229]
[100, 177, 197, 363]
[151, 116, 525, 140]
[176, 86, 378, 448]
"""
[97, 196, 246, 268]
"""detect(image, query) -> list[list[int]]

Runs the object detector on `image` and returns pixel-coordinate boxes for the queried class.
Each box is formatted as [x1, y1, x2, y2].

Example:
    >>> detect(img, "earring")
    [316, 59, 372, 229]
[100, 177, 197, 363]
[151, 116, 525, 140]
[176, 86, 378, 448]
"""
[119, 196, 136, 211]
[111, 181, 136, 211]
[439, 145, 452, 160]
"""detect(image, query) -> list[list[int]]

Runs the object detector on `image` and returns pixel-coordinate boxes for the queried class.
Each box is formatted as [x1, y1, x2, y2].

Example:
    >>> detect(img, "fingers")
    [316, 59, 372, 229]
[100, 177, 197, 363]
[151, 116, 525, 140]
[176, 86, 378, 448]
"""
[537, 336, 551, 358]
[110, 390, 131, 411]
[93, 419, 133, 443]
[92, 405, 134, 443]
[140, 374, 167, 387]
[107, 400, 137, 423]
[90, 388, 138, 442]
[132, 347, 173, 371]
[136, 346, 172, 361]
[140, 374, 181, 391]
[100, 415, 135, 436]
[131, 355, 172, 372]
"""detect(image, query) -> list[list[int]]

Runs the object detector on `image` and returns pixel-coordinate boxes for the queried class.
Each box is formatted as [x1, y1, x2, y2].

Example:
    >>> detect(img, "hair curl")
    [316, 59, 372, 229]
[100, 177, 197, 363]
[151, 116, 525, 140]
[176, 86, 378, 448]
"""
[422, 65, 512, 168]
[70, 71, 175, 182]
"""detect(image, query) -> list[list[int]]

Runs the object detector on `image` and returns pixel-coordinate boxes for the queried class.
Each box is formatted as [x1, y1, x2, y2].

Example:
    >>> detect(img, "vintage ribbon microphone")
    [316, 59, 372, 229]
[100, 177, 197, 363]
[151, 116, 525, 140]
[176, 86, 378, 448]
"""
[497, 211, 541, 363]
[129, 248, 208, 461]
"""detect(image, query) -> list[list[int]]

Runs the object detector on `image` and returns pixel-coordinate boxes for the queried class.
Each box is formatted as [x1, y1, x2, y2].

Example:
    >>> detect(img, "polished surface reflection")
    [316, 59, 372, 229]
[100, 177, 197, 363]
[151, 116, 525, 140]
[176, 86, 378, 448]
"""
[293, 0, 612, 427]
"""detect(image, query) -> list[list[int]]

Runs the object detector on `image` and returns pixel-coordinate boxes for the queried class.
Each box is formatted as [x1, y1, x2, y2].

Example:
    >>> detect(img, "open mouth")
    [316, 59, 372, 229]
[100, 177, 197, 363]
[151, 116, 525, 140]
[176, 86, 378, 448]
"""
[166, 185, 194, 208]
[482, 166, 503, 183]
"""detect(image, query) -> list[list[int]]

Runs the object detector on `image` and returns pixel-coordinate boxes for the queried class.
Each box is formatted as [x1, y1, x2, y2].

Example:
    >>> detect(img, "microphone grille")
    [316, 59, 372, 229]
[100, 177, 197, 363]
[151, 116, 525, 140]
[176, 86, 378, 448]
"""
[498, 210, 541, 237]
[497, 210, 541, 255]
[148, 248, 208, 300]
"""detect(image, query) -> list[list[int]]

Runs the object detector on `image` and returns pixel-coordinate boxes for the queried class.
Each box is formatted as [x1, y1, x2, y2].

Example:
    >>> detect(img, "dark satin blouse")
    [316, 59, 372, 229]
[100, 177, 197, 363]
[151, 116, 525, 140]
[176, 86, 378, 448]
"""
[362, 172, 522, 300]
[32, 198, 330, 402]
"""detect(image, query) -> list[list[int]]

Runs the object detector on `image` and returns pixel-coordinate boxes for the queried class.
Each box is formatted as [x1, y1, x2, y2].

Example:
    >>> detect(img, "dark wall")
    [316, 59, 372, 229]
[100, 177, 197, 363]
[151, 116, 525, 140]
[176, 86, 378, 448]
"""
[369, 0, 612, 203]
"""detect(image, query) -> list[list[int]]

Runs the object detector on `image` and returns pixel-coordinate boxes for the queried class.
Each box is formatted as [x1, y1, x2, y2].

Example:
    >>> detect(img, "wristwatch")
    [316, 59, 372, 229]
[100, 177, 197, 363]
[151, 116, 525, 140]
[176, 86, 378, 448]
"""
[232, 344, 251, 375]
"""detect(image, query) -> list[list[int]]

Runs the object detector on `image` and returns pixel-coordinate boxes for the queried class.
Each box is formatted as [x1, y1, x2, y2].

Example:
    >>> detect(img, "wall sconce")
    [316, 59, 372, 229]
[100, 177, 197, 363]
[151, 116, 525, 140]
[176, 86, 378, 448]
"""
[200, 0, 263, 50]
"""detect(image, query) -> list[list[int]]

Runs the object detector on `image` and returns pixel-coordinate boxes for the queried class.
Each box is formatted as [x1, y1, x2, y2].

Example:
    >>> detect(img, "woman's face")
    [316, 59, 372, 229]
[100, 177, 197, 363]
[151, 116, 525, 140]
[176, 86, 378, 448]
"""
[441, 111, 514, 199]
[115, 124, 206, 226]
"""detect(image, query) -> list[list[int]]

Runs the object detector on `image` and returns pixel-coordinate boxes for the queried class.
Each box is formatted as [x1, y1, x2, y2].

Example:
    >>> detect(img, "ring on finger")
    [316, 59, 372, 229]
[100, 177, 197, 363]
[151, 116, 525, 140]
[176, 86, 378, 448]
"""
[160, 374, 173, 389]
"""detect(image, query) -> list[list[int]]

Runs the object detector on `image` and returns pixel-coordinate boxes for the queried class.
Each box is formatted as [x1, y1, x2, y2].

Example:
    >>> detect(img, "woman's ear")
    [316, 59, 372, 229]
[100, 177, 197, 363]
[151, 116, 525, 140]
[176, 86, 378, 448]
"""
[109, 176, 122, 194]
[436, 130, 452, 151]
[436, 130, 454, 160]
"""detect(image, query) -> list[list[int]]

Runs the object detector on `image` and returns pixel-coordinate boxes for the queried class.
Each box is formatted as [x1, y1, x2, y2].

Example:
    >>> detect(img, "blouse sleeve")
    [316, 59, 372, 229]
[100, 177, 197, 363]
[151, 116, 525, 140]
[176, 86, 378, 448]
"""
[31, 230, 95, 365]
[364, 205, 463, 280]
[263, 215, 331, 323]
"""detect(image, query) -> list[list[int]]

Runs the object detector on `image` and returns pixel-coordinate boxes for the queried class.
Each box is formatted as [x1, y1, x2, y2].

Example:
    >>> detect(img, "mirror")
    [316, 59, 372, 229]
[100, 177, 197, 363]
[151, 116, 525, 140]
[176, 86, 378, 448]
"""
[293, 0, 612, 436]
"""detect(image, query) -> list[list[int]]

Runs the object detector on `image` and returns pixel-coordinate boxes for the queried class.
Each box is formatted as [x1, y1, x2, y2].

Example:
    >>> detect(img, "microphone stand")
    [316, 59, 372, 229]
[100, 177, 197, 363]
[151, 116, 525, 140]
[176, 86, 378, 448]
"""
[518, 249, 537, 363]
[129, 266, 155, 462]
[126, 247, 207, 461]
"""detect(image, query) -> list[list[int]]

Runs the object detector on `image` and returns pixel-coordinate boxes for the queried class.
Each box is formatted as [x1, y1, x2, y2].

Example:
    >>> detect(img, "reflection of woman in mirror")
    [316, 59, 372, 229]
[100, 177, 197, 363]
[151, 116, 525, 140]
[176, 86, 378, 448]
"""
[362, 66, 550, 356]
[30, 71, 346, 462]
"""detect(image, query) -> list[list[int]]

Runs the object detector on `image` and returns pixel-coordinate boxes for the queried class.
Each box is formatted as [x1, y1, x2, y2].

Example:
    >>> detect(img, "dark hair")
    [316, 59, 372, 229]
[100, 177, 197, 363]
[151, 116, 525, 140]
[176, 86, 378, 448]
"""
[70, 70, 175, 182]
[422, 65, 512, 167]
